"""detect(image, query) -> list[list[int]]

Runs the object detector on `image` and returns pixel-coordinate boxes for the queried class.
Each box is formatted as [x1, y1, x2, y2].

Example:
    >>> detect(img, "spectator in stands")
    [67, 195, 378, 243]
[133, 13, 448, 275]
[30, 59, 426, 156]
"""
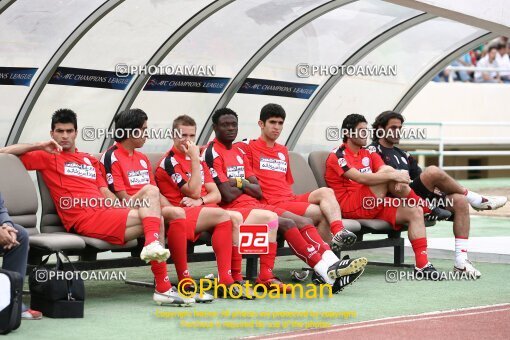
[0, 192, 42, 320]
[453, 53, 474, 82]
[432, 54, 473, 83]
[496, 43, 510, 83]
[432, 69, 450, 82]
[474, 46, 502, 83]
[433, 54, 472, 82]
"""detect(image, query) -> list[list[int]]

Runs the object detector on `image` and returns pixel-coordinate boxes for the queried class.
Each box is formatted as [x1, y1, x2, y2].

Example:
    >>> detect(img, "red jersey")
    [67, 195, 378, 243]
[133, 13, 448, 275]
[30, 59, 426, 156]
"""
[155, 146, 213, 206]
[99, 142, 155, 196]
[19, 149, 108, 231]
[325, 144, 385, 202]
[203, 138, 257, 209]
[236, 138, 295, 204]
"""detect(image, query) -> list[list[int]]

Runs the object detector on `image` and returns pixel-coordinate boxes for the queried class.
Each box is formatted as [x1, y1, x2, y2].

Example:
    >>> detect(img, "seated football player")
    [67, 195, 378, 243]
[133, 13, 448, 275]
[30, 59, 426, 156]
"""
[101, 109, 241, 302]
[325, 113, 441, 279]
[204, 108, 367, 292]
[155, 114, 257, 299]
[0, 109, 175, 304]
[370, 111, 507, 277]
[237, 103, 356, 250]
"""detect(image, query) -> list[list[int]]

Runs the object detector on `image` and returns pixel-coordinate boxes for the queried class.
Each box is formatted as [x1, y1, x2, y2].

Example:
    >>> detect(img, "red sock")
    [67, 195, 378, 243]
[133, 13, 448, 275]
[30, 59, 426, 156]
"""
[284, 227, 321, 268]
[299, 225, 330, 255]
[212, 220, 235, 285]
[231, 246, 243, 281]
[258, 242, 277, 281]
[167, 219, 191, 282]
[407, 190, 431, 214]
[410, 237, 429, 268]
[142, 216, 161, 245]
[151, 261, 171, 293]
[330, 220, 344, 235]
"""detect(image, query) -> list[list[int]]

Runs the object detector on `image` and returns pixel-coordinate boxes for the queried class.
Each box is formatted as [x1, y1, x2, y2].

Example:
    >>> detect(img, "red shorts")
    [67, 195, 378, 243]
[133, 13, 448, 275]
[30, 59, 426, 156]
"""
[339, 186, 399, 230]
[267, 192, 312, 216]
[183, 206, 206, 242]
[72, 207, 131, 245]
[228, 203, 286, 220]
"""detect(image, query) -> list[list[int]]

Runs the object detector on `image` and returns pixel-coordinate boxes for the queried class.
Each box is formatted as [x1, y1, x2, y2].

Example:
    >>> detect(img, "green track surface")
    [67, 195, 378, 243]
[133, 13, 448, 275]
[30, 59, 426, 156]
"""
[6, 178, 510, 339]
[457, 177, 510, 191]
[11, 256, 510, 340]
[362, 215, 510, 240]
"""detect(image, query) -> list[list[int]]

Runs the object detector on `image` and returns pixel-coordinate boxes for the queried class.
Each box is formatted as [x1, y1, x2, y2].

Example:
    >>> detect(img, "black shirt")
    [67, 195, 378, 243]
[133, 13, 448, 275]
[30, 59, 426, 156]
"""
[369, 140, 422, 180]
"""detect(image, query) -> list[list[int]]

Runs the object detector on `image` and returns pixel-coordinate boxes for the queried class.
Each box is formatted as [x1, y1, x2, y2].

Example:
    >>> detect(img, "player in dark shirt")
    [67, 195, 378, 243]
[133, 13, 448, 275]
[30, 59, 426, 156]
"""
[370, 110, 508, 277]
[326, 114, 440, 279]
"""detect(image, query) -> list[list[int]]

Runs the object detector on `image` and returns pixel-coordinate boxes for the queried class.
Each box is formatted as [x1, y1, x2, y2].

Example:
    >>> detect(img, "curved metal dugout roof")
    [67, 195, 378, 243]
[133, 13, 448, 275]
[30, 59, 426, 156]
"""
[0, 0, 501, 153]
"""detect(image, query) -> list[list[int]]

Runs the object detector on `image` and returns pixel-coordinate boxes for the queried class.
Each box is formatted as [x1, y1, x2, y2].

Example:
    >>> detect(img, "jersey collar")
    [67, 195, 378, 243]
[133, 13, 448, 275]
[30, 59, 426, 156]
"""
[342, 143, 356, 156]
[255, 137, 269, 149]
[256, 136, 278, 149]
[376, 141, 395, 152]
[115, 142, 134, 157]
[62, 147, 79, 154]
[213, 138, 231, 150]
[171, 145, 190, 160]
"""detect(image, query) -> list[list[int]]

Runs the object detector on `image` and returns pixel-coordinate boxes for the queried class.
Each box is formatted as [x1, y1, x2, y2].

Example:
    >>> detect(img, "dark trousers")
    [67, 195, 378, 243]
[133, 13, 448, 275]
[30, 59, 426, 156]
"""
[1, 224, 29, 282]
[1, 224, 29, 312]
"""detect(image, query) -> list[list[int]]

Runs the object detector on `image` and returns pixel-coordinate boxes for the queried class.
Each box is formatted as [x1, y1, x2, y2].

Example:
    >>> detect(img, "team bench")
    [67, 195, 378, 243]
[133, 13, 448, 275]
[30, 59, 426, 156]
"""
[0, 151, 429, 277]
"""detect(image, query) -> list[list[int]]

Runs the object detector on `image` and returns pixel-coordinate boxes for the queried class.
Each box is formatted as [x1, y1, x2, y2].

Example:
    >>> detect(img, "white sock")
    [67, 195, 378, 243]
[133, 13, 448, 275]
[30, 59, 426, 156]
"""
[313, 260, 335, 285]
[455, 238, 469, 268]
[321, 250, 340, 266]
[465, 190, 482, 206]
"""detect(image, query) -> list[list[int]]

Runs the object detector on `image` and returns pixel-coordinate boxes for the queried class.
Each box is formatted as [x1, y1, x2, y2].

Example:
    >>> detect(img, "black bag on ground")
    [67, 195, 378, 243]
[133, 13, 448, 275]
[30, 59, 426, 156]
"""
[0, 269, 22, 335]
[28, 252, 85, 318]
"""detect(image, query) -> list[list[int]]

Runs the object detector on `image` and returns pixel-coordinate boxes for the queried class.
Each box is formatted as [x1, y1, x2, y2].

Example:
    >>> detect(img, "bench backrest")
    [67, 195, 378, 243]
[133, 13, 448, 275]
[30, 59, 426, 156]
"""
[145, 152, 165, 174]
[308, 151, 330, 188]
[288, 152, 319, 194]
[37, 171, 66, 233]
[0, 154, 39, 235]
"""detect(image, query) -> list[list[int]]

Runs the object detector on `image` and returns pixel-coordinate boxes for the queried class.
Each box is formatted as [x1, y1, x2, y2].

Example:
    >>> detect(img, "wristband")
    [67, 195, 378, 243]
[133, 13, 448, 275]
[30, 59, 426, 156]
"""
[199, 197, 205, 205]
[235, 177, 243, 189]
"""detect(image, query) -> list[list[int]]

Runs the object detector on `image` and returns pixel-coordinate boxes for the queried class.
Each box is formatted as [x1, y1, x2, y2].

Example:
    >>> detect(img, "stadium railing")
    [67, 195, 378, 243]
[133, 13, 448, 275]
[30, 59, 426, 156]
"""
[444, 65, 510, 82]
[404, 121, 510, 170]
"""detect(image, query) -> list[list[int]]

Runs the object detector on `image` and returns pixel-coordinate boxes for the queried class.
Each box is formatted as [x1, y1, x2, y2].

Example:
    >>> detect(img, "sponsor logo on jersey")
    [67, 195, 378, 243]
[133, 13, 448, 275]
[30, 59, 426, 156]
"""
[128, 169, 150, 186]
[260, 157, 287, 173]
[227, 165, 245, 178]
[64, 162, 96, 179]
